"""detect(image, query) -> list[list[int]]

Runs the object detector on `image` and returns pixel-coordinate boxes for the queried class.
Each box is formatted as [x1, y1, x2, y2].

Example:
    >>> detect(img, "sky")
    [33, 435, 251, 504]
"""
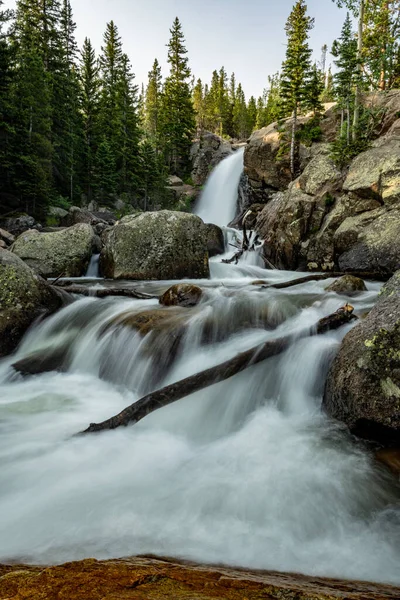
[3, 0, 348, 98]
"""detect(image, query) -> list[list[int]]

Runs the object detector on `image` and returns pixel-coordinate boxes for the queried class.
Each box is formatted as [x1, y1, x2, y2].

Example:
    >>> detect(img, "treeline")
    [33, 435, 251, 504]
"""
[1, 0, 400, 218]
[0, 1, 196, 218]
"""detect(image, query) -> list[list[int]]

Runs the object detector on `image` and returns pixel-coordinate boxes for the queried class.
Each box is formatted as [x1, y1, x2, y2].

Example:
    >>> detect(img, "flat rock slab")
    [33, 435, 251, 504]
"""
[1, 556, 399, 599]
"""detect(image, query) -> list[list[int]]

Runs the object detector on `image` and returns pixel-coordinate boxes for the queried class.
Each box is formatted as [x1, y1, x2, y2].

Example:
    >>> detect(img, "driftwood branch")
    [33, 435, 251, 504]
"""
[52, 284, 157, 300]
[80, 305, 357, 435]
[261, 271, 388, 290]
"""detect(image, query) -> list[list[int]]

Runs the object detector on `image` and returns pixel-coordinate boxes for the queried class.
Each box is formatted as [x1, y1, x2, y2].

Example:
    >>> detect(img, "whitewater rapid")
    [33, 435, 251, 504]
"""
[0, 264, 399, 583]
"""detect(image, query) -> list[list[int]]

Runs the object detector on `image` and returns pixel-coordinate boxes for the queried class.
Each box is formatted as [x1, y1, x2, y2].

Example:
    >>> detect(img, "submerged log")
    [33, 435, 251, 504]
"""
[262, 272, 388, 290]
[52, 284, 157, 300]
[81, 305, 357, 435]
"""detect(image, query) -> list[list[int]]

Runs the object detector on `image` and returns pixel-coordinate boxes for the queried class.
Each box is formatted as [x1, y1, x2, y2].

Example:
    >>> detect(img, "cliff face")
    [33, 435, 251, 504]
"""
[244, 91, 400, 274]
[1, 556, 400, 600]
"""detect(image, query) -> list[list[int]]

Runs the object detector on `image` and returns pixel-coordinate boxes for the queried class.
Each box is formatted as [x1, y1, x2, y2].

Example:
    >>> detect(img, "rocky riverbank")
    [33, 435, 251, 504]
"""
[1, 556, 400, 600]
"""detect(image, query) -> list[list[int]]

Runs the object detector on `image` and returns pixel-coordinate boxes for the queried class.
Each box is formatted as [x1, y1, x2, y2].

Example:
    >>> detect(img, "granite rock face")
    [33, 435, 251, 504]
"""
[324, 271, 400, 445]
[100, 211, 210, 280]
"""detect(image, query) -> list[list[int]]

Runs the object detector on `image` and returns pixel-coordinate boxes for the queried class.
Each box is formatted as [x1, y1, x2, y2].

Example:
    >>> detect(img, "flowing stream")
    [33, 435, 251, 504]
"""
[0, 153, 400, 584]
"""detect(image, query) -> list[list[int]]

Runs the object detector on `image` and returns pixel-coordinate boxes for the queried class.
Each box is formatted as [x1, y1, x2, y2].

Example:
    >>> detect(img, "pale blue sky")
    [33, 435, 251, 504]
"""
[4, 0, 348, 98]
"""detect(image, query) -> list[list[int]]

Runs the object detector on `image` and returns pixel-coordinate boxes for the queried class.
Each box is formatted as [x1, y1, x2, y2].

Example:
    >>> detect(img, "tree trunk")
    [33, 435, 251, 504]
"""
[290, 103, 297, 179]
[353, 0, 365, 142]
[80, 306, 357, 435]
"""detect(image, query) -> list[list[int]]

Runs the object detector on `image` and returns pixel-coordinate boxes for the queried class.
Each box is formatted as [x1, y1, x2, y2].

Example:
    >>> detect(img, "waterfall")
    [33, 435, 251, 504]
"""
[85, 254, 100, 278]
[0, 272, 399, 584]
[195, 148, 244, 227]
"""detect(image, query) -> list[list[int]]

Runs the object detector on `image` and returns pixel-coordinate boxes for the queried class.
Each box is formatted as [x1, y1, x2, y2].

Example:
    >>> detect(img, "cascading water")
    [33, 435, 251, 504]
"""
[85, 254, 100, 278]
[0, 160, 400, 585]
[195, 148, 244, 227]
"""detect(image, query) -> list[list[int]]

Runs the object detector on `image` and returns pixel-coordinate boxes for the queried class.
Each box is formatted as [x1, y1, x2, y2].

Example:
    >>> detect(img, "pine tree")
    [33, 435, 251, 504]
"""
[321, 66, 335, 102]
[78, 37, 100, 204]
[247, 96, 257, 133]
[280, 0, 314, 178]
[192, 78, 205, 132]
[332, 0, 365, 139]
[144, 58, 162, 145]
[9, 0, 55, 216]
[305, 63, 324, 115]
[332, 12, 358, 143]
[160, 17, 195, 176]
[53, 0, 82, 203]
[0, 0, 14, 213]
[232, 83, 248, 139]
[115, 52, 140, 196]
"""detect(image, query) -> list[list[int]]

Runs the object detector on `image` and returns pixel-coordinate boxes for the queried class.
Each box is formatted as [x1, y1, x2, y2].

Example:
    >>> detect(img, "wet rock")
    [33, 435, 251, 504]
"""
[160, 283, 203, 307]
[204, 223, 224, 257]
[325, 275, 367, 294]
[324, 270, 400, 445]
[11, 223, 95, 279]
[191, 131, 233, 186]
[1, 556, 399, 600]
[100, 211, 209, 280]
[103, 307, 187, 336]
[0, 250, 63, 357]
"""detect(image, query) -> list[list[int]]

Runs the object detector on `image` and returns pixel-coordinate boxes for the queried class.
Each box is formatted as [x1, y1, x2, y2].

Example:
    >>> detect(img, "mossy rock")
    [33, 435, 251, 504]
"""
[0, 249, 63, 357]
[324, 270, 400, 445]
[100, 211, 210, 280]
[160, 284, 203, 307]
[11, 223, 95, 278]
[325, 275, 367, 295]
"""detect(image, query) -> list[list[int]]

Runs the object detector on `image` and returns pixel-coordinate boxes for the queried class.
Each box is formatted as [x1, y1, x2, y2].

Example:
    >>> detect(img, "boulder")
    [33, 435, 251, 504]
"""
[305, 195, 382, 271]
[256, 186, 325, 270]
[343, 138, 400, 205]
[325, 275, 367, 294]
[48, 206, 68, 223]
[11, 223, 95, 278]
[191, 132, 233, 186]
[335, 207, 400, 275]
[60, 206, 113, 231]
[160, 283, 203, 307]
[204, 223, 225, 257]
[324, 271, 400, 445]
[365, 89, 400, 135]
[0, 228, 15, 246]
[0, 249, 62, 357]
[100, 211, 210, 280]
[1, 214, 41, 236]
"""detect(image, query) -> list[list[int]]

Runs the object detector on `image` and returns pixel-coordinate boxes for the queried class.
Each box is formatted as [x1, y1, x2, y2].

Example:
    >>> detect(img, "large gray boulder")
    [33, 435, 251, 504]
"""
[0, 250, 63, 357]
[335, 207, 400, 275]
[343, 138, 400, 205]
[11, 223, 95, 278]
[100, 211, 210, 280]
[324, 271, 400, 445]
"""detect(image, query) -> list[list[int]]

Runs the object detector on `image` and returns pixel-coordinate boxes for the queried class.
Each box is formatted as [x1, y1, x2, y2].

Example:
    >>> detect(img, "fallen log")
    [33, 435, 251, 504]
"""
[262, 271, 388, 290]
[52, 284, 157, 300]
[81, 304, 356, 435]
